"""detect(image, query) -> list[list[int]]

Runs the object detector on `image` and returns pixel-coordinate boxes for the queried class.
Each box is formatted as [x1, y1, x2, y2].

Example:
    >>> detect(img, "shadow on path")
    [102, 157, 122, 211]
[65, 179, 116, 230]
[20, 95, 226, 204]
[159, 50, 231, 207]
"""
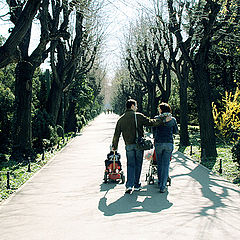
[99, 182, 118, 193]
[172, 152, 240, 217]
[98, 184, 173, 216]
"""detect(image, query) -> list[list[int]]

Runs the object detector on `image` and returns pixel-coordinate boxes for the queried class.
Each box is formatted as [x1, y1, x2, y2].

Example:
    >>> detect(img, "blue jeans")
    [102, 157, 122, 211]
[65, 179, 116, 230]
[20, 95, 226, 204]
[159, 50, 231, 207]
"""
[125, 144, 144, 188]
[155, 143, 173, 191]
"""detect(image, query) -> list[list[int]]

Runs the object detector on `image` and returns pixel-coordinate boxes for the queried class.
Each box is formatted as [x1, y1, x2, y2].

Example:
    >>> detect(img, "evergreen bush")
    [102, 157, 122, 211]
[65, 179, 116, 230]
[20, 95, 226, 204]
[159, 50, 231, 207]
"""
[232, 141, 240, 169]
[32, 110, 58, 152]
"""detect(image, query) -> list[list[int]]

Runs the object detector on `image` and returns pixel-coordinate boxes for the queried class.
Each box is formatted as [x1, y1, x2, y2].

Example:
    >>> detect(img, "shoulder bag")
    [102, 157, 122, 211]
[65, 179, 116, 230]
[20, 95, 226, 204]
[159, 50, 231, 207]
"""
[134, 113, 153, 151]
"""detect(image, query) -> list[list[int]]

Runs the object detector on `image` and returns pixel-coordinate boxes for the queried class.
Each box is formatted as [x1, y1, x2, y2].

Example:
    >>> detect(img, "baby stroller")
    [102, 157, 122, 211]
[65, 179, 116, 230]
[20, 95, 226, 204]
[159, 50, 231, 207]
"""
[145, 149, 171, 186]
[103, 151, 125, 184]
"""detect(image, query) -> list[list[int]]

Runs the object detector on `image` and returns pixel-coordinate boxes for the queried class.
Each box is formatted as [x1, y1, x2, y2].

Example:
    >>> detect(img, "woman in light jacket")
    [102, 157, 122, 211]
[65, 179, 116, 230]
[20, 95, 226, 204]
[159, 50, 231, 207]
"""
[153, 102, 178, 193]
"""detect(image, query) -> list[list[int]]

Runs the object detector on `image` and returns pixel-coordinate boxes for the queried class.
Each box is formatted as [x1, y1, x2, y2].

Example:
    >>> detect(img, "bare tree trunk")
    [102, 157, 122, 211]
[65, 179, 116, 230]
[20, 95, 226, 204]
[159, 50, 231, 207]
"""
[65, 101, 77, 132]
[147, 84, 157, 118]
[151, 85, 158, 118]
[179, 61, 190, 146]
[135, 84, 144, 113]
[192, 59, 217, 158]
[156, 62, 171, 104]
[57, 94, 65, 128]
[46, 77, 63, 125]
[12, 61, 34, 160]
[179, 78, 190, 146]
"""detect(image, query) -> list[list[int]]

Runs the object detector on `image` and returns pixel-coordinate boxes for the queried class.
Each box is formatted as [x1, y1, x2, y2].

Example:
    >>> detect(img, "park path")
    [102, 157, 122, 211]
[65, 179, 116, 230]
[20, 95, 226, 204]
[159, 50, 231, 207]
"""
[0, 113, 240, 240]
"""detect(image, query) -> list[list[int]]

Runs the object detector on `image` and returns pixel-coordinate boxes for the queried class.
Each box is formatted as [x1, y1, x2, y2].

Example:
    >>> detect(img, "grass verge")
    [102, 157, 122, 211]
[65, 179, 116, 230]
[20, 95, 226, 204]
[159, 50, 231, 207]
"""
[0, 136, 72, 203]
[176, 126, 240, 187]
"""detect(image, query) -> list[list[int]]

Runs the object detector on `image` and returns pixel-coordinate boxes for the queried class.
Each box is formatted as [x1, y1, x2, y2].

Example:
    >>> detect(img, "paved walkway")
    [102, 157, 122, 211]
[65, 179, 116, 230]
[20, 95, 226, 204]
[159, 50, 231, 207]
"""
[0, 113, 240, 240]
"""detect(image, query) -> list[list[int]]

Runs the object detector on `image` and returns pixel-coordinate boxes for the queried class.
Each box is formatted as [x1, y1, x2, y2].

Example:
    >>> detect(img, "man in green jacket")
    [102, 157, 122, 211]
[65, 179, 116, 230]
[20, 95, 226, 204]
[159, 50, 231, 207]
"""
[112, 99, 171, 194]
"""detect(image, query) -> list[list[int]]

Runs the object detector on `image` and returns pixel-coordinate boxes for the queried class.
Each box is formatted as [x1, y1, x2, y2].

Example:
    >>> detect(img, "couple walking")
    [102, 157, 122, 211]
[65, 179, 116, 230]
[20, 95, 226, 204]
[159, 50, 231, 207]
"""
[112, 99, 178, 194]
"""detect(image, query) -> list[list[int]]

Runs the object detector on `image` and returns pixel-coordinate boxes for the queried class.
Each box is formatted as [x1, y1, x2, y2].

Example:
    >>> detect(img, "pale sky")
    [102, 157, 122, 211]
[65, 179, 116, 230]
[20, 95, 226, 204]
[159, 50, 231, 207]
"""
[102, 0, 153, 79]
[0, 0, 153, 77]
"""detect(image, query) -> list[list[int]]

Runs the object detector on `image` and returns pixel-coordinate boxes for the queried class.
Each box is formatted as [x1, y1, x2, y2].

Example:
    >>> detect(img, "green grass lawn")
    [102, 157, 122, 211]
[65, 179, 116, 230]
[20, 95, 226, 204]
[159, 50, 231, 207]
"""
[176, 126, 240, 187]
[0, 136, 70, 202]
[0, 158, 45, 201]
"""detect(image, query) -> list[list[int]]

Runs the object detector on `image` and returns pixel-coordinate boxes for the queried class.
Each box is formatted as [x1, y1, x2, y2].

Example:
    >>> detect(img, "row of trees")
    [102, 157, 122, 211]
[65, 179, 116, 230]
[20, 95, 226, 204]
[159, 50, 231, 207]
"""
[111, 0, 240, 162]
[0, 0, 107, 161]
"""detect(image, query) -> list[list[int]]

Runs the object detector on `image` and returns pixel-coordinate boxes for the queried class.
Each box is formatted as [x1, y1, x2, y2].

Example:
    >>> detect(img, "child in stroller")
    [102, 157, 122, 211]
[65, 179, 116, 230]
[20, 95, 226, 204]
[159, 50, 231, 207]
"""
[145, 149, 171, 186]
[103, 150, 125, 184]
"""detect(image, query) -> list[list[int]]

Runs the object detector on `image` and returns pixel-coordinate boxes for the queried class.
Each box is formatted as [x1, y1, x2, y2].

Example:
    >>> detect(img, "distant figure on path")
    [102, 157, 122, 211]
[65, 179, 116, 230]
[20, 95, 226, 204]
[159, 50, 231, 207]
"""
[153, 102, 178, 193]
[112, 99, 171, 194]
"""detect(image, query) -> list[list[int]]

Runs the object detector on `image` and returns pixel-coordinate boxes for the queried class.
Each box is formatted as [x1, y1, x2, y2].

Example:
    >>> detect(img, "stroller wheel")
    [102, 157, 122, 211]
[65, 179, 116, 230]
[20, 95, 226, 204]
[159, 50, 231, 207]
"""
[167, 177, 171, 186]
[103, 172, 108, 183]
[120, 173, 125, 184]
[145, 173, 149, 181]
[148, 176, 154, 185]
[149, 180, 154, 185]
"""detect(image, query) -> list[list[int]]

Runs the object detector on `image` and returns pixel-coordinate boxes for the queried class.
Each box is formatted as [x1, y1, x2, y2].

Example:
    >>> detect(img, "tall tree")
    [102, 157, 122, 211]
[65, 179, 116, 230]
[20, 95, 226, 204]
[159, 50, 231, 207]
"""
[111, 64, 145, 115]
[167, 0, 230, 158]
[7, 0, 50, 160]
[46, 0, 103, 127]
[154, 5, 190, 146]
[9, 0, 69, 160]
[168, 0, 240, 158]
[126, 17, 172, 117]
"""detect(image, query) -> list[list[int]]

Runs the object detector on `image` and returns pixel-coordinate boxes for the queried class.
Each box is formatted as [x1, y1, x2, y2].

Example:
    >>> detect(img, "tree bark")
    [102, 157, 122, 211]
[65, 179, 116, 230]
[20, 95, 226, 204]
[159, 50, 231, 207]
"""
[192, 58, 217, 158]
[147, 84, 158, 118]
[178, 60, 190, 146]
[179, 75, 190, 146]
[65, 101, 77, 132]
[135, 84, 144, 113]
[12, 61, 34, 160]
[46, 77, 63, 125]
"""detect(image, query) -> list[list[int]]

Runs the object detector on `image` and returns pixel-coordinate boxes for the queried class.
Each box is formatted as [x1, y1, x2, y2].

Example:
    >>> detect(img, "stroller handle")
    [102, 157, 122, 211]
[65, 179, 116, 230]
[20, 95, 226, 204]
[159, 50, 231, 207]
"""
[113, 150, 116, 169]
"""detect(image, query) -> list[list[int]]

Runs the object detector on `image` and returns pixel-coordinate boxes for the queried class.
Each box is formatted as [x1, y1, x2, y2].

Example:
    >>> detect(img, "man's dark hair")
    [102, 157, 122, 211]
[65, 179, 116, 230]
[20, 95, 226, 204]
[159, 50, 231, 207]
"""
[126, 99, 136, 109]
[159, 102, 171, 113]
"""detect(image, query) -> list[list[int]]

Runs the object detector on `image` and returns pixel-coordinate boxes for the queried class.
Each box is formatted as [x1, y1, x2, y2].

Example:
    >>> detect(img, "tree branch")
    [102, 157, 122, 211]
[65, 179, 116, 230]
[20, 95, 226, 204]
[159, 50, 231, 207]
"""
[0, 0, 41, 68]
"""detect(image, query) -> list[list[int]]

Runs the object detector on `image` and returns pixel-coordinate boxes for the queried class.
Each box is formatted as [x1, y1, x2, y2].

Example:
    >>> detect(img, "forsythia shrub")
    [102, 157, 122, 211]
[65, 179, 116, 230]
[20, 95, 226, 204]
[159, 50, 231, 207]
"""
[212, 85, 240, 142]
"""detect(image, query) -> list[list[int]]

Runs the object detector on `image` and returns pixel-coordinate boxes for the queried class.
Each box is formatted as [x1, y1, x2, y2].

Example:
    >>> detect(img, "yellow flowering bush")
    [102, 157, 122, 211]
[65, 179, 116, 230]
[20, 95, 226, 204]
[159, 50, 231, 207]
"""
[212, 85, 240, 142]
[212, 87, 240, 142]
[212, 85, 240, 168]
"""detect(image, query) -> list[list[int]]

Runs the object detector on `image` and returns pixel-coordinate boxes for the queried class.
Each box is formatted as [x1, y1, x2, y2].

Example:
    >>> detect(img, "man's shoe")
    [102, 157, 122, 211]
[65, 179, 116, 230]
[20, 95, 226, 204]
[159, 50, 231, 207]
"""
[134, 186, 143, 191]
[125, 187, 133, 194]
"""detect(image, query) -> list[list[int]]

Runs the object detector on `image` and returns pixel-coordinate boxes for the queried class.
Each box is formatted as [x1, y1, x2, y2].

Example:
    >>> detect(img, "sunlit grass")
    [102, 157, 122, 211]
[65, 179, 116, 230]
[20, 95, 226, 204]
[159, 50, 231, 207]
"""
[175, 126, 240, 187]
[0, 136, 71, 202]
